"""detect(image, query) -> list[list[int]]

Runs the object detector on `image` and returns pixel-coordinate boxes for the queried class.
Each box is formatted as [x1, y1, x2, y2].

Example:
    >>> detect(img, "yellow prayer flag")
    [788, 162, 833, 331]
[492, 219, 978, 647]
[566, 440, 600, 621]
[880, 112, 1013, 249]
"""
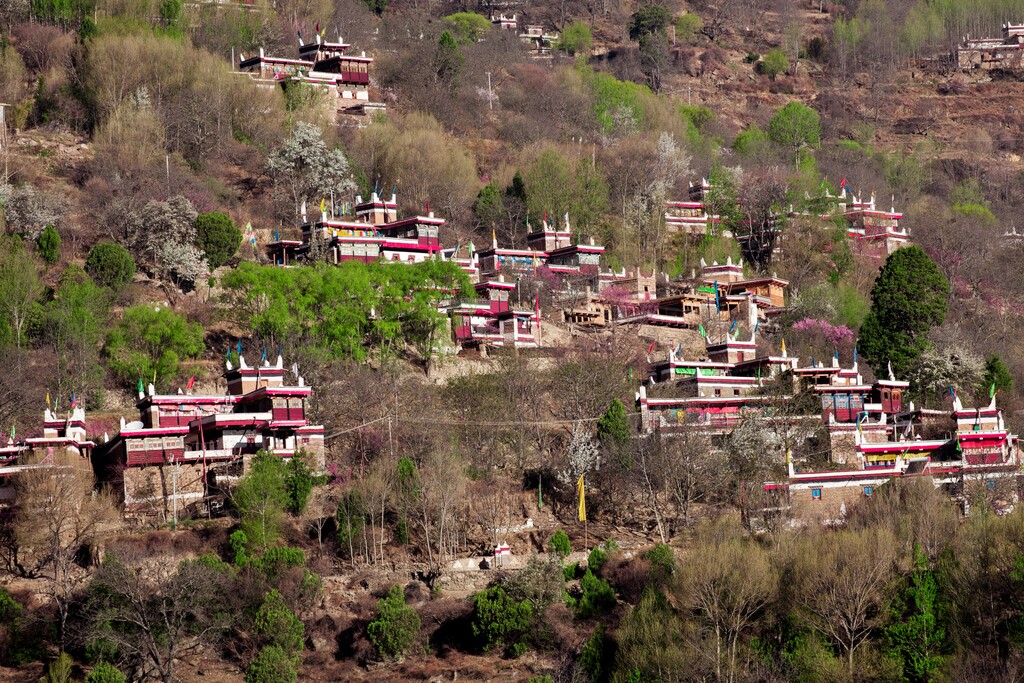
[577, 474, 586, 522]
[45, 391, 50, 409]
[781, 338, 787, 355]
[319, 198, 326, 213]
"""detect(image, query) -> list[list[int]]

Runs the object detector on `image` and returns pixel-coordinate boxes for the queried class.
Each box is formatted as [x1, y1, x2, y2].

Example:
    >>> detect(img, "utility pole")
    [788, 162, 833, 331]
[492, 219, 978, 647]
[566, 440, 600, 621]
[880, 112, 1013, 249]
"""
[485, 71, 494, 110]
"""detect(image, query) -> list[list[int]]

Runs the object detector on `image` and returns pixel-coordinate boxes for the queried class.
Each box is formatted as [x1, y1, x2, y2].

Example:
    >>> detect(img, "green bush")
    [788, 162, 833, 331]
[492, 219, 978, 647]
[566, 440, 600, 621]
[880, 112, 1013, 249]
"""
[37, 224, 60, 265]
[196, 212, 242, 270]
[587, 545, 608, 575]
[253, 590, 304, 655]
[230, 530, 250, 566]
[563, 561, 580, 581]
[558, 21, 593, 55]
[0, 588, 22, 623]
[679, 104, 715, 132]
[443, 12, 492, 44]
[85, 242, 135, 292]
[246, 645, 298, 683]
[45, 653, 73, 683]
[471, 585, 534, 655]
[548, 529, 571, 559]
[579, 625, 607, 682]
[761, 47, 790, 79]
[85, 662, 126, 683]
[644, 544, 675, 577]
[254, 546, 306, 578]
[733, 124, 771, 158]
[675, 13, 702, 43]
[367, 585, 421, 659]
[576, 569, 616, 618]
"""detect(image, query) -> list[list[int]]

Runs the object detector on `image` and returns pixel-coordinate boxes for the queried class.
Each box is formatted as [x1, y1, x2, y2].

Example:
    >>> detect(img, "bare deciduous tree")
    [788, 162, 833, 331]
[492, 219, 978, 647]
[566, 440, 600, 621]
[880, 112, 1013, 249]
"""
[681, 525, 776, 683]
[799, 528, 899, 675]
[86, 552, 232, 683]
[15, 454, 117, 648]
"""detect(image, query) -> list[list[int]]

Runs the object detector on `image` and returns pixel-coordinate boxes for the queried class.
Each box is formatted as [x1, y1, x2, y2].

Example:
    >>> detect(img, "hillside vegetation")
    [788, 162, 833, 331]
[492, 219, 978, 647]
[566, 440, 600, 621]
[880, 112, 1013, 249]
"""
[2, 0, 1024, 680]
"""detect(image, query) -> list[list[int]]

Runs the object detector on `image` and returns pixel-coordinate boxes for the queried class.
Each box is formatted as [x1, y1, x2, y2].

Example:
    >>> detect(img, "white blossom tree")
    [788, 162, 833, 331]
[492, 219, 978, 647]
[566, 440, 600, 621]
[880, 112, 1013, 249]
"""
[126, 195, 207, 289]
[560, 422, 599, 486]
[266, 122, 356, 218]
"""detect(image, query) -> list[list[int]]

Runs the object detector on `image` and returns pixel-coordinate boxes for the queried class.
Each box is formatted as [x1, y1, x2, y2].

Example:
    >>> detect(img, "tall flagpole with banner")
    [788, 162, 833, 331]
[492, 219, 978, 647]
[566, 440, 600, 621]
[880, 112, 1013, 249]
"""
[577, 473, 587, 551]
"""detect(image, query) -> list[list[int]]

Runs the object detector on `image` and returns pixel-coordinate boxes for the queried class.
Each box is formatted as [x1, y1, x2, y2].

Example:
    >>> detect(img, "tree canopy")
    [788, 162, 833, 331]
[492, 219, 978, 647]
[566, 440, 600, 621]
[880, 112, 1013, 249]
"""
[104, 305, 205, 390]
[221, 260, 472, 364]
[766, 102, 821, 162]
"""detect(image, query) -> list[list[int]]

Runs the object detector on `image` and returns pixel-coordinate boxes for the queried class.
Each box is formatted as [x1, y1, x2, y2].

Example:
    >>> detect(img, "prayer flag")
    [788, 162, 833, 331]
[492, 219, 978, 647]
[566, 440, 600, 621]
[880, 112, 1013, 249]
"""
[186, 375, 195, 391]
[781, 338, 786, 355]
[70, 392, 77, 409]
[137, 378, 144, 394]
[840, 177, 847, 188]
[9, 425, 13, 441]
[990, 383, 996, 398]
[577, 475, 586, 522]
[647, 341, 656, 354]
[45, 391, 50, 409]
[698, 323, 706, 338]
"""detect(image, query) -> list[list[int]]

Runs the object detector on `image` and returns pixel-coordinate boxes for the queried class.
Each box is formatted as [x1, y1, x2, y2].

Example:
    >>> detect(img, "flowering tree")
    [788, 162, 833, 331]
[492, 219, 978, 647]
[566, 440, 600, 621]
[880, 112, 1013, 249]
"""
[789, 317, 856, 365]
[266, 122, 355, 218]
[125, 195, 207, 289]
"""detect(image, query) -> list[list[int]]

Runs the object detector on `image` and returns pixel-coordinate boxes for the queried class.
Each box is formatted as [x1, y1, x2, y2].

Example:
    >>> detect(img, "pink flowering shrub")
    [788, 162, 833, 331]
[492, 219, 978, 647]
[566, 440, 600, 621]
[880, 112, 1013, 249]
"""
[791, 318, 854, 346]
[789, 317, 856, 365]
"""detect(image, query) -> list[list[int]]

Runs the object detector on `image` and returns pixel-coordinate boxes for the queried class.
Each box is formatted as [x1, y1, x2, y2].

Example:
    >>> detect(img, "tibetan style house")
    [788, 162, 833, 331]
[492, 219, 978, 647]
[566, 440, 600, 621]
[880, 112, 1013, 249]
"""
[93, 356, 324, 517]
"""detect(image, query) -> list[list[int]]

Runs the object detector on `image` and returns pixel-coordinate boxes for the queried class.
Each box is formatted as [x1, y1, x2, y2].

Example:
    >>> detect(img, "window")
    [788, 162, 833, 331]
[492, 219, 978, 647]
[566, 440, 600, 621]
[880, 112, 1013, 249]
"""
[811, 488, 822, 501]
[864, 486, 873, 497]
[987, 481, 996, 490]
[733, 389, 740, 396]
[714, 389, 722, 397]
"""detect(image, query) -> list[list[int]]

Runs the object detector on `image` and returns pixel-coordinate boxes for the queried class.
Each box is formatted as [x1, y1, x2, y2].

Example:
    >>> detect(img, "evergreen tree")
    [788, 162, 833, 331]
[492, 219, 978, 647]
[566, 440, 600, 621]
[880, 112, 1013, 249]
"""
[982, 354, 1014, 396]
[628, 5, 672, 92]
[434, 32, 464, 89]
[195, 212, 242, 270]
[597, 399, 631, 446]
[85, 242, 135, 292]
[367, 585, 421, 659]
[37, 225, 61, 265]
[884, 545, 949, 682]
[284, 454, 315, 515]
[859, 246, 949, 382]
[233, 452, 289, 551]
